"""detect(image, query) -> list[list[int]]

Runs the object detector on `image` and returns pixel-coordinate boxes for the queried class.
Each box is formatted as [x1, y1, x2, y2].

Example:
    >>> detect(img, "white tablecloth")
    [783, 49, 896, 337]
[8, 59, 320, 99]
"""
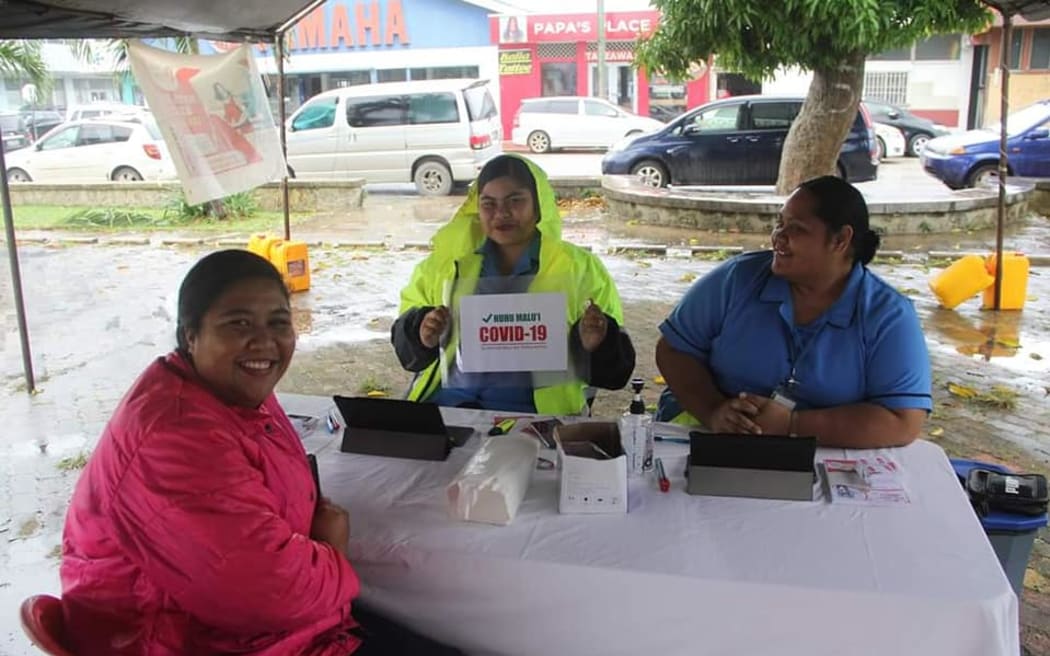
[281, 394, 1018, 656]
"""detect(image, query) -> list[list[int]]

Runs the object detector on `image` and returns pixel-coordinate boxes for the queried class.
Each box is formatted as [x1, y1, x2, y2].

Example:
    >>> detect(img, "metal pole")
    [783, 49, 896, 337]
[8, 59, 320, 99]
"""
[276, 33, 291, 241]
[597, 0, 607, 101]
[994, 13, 1011, 311]
[0, 140, 36, 394]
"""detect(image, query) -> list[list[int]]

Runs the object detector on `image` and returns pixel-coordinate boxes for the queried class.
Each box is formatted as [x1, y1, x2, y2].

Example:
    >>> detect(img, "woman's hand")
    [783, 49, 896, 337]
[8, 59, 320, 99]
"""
[707, 392, 765, 434]
[749, 394, 792, 435]
[419, 306, 451, 349]
[310, 497, 350, 556]
[578, 301, 609, 353]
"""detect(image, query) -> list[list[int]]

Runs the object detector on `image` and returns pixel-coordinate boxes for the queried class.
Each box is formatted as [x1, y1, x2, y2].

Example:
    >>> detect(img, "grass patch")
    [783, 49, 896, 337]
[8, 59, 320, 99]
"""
[13, 204, 307, 233]
[18, 517, 39, 538]
[694, 249, 734, 262]
[56, 451, 90, 472]
[47, 544, 62, 560]
[357, 376, 391, 397]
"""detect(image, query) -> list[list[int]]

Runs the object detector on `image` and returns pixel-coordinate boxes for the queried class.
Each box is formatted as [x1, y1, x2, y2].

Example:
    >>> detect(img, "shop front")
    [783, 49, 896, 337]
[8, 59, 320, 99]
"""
[202, 0, 502, 115]
[490, 11, 710, 137]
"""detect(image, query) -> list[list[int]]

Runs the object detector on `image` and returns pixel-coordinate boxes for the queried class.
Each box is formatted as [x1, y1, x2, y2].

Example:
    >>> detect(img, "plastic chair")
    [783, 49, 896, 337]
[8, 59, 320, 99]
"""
[20, 595, 75, 656]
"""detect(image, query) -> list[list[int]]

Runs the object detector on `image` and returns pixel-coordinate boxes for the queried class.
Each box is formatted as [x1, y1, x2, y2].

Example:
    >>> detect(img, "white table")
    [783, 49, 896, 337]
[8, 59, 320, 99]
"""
[281, 393, 1019, 656]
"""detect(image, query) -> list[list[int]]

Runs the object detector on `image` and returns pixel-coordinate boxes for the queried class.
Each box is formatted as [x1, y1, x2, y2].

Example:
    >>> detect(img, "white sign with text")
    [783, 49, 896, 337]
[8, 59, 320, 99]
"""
[458, 293, 568, 373]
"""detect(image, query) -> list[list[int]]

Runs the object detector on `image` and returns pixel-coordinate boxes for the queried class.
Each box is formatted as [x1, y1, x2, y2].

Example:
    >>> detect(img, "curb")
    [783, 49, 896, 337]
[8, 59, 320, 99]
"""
[3, 236, 1050, 266]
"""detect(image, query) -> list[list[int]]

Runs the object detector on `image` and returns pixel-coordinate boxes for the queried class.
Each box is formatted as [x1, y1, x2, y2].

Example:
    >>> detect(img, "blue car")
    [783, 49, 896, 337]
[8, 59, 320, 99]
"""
[600, 95, 878, 187]
[922, 99, 1050, 189]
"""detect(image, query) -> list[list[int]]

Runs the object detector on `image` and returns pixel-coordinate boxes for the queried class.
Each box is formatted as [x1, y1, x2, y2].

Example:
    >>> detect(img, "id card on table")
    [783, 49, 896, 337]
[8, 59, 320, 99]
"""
[458, 292, 567, 373]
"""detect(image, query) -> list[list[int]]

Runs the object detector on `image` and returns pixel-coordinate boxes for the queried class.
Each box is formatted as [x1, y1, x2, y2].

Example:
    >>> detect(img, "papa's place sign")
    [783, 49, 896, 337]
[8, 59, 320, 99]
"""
[492, 11, 659, 44]
[459, 293, 568, 373]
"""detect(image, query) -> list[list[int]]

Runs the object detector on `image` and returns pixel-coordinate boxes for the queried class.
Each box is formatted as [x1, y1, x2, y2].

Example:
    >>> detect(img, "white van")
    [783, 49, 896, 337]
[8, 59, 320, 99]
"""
[285, 79, 501, 195]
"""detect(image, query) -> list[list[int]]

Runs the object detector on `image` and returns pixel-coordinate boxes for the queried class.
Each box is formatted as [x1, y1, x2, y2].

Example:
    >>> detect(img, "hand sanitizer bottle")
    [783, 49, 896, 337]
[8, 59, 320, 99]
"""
[619, 377, 653, 476]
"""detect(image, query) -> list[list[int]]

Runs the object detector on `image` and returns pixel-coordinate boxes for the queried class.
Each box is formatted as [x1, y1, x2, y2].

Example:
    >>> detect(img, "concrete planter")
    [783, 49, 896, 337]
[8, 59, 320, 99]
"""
[602, 175, 1034, 235]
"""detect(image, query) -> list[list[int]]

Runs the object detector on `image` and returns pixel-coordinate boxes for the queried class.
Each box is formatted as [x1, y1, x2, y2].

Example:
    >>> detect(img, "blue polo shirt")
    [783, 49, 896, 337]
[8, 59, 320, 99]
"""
[429, 236, 541, 412]
[658, 250, 932, 416]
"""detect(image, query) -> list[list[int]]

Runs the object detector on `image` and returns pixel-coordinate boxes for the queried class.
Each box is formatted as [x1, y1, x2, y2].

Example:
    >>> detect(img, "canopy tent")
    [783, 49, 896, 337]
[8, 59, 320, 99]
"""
[1, 0, 324, 393]
[3, 1, 1050, 394]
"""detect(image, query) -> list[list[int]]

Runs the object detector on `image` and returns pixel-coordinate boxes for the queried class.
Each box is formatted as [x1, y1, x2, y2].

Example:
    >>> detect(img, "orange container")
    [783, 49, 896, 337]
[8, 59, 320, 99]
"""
[929, 254, 994, 309]
[982, 253, 1029, 310]
[247, 233, 282, 263]
[270, 240, 311, 293]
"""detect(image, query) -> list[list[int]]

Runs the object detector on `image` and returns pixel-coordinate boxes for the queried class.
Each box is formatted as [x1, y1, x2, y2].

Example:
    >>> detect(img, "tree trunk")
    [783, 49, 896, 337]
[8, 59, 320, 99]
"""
[775, 52, 866, 195]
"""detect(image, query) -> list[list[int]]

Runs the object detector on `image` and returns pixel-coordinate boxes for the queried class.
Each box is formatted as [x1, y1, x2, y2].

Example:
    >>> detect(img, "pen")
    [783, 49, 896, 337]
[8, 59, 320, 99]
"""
[654, 435, 690, 445]
[655, 457, 670, 493]
[488, 418, 517, 436]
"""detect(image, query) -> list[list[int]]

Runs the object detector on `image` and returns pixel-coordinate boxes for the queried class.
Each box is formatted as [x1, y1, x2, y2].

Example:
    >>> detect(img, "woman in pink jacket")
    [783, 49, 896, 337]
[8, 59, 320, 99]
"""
[61, 250, 461, 655]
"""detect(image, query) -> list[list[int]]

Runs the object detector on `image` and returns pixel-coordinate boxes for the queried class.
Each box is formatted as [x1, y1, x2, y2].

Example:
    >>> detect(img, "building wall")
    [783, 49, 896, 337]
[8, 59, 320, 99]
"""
[759, 35, 972, 127]
[980, 24, 1050, 124]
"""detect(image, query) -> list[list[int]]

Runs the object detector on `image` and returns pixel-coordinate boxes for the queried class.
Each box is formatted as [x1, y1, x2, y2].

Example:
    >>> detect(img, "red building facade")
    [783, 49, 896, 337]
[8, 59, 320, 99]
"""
[489, 11, 710, 137]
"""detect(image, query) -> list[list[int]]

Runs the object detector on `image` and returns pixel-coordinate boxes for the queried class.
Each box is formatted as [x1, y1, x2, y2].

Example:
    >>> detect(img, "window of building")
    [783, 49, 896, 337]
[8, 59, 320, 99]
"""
[541, 62, 577, 96]
[749, 102, 800, 129]
[870, 47, 911, 61]
[377, 69, 407, 83]
[915, 34, 961, 60]
[346, 96, 405, 127]
[1031, 29, 1050, 70]
[331, 72, 372, 88]
[407, 93, 459, 125]
[863, 71, 909, 107]
[291, 96, 337, 131]
[1009, 29, 1024, 70]
[410, 66, 480, 81]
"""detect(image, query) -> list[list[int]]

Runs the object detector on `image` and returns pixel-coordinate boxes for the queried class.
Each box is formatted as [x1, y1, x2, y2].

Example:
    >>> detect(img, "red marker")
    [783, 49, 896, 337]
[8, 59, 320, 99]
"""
[655, 457, 670, 493]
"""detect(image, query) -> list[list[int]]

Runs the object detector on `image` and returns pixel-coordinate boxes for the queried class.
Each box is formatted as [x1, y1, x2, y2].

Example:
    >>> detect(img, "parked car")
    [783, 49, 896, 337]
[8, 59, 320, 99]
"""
[20, 109, 64, 140]
[601, 95, 878, 187]
[4, 117, 176, 183]
[863, 99, 949, 156]
[874, 122, 906, 160]
[285, 79, 501, 195]
[511, 96, 664, 153]
[2, 133, 31, 153]
[65, 102, 148, 123]
[921, 99, 1050, 189]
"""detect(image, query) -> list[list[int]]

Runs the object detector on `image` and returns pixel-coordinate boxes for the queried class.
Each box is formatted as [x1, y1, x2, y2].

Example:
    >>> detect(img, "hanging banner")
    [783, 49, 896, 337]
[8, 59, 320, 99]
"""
[128, 41, 286, 205]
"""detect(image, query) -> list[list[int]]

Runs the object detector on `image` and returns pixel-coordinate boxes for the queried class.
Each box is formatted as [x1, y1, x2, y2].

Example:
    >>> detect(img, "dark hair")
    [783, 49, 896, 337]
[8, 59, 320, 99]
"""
[796, 176, 881, 265]
[176, 249, 287, 352]
[477, 155, 539, 217]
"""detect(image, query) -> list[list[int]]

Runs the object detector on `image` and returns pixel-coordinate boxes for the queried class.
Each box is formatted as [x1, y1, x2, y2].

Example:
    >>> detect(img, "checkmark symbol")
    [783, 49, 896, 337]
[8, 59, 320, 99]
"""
[482, 313, 493, 323]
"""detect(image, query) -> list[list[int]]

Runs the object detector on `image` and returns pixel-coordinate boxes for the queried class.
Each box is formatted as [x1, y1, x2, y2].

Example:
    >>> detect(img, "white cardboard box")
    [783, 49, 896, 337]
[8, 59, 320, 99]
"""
[554, 422, 628, 514]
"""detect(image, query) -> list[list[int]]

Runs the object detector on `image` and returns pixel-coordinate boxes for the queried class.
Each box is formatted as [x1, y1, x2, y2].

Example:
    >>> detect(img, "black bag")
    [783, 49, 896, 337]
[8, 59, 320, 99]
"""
[966, 468, 1049, 517]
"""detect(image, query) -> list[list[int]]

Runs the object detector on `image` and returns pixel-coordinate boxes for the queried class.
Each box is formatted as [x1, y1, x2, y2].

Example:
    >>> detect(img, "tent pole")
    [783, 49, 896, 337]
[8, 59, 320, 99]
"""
[995, 12, 1011, 312]
[0, 142, 36, 394]
[277, 32, 291, 241]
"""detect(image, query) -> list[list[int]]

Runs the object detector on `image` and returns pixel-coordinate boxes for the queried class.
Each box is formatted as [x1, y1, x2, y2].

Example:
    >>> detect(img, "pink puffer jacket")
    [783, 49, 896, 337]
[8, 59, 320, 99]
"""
[61, 352, 361, 655]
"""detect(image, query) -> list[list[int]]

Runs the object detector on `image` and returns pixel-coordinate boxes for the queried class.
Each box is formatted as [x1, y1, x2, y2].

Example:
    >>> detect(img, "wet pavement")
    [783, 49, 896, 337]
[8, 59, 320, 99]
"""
[2, 186, 1050, 653]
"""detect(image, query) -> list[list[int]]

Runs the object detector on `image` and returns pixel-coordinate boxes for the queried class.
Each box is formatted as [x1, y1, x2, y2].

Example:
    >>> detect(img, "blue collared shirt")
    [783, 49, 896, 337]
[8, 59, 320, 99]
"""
[658, 250, 932, 415]
[429, 236, 542, 412]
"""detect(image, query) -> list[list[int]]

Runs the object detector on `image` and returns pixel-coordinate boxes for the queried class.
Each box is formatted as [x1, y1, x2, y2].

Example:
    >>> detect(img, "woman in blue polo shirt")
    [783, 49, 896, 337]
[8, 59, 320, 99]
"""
[655, 175, 931, 448]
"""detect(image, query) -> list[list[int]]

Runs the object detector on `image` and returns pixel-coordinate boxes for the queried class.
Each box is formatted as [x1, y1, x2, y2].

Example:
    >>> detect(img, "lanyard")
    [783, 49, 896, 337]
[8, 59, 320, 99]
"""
[783, 321, 827, 391]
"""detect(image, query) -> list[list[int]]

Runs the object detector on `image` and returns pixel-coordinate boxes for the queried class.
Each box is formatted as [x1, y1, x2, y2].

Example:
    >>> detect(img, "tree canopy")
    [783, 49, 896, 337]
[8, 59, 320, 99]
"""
[637, 0, 992, 83]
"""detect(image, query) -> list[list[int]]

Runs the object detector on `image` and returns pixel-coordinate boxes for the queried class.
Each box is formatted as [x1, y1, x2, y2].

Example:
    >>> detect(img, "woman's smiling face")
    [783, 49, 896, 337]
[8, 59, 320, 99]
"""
[186, 277, 295, 408]
[478, 175, 539, 249]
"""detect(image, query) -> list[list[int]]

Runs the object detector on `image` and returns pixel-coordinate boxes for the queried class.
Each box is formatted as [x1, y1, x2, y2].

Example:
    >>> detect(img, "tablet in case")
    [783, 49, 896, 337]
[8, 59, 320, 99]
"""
[686, 432, 817, 501]
[333, 396, 473, 462]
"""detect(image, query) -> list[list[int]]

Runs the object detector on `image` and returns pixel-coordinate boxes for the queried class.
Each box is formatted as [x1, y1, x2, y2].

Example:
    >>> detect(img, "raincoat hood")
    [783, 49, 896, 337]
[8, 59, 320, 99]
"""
[430, 154, 562, 256]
